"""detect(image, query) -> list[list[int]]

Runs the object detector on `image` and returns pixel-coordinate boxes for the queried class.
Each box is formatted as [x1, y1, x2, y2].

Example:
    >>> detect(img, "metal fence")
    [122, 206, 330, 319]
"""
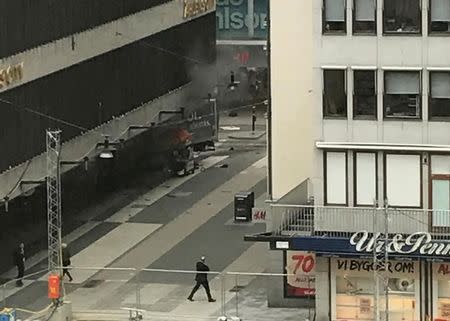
[273, 204, 450, 240]
[1, 267, 315, 321]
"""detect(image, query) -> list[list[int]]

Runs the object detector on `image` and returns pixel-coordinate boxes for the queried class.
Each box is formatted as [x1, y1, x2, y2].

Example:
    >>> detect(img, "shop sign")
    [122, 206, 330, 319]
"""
[350, 230, 450, 257]
[285, 251, 315, 297]
[0, 62, 24, 89]
[436, 263, 450, 276]
[183, 0, 215, 19]
[216, 0, 268, 40]
[336, 259, 416, 274]
[251, 208, 266, 221]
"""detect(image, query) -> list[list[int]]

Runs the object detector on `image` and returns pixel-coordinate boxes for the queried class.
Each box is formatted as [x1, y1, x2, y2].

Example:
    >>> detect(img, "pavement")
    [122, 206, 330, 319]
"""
[0, 107, 311, 321]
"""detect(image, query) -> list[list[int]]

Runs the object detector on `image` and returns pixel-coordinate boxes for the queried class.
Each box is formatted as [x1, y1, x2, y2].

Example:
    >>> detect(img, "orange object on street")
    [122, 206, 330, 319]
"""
[48, 274, 60, 299]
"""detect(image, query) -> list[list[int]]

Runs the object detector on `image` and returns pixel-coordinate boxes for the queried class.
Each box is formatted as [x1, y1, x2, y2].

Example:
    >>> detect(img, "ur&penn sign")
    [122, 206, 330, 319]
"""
[350, 230, 450, 257]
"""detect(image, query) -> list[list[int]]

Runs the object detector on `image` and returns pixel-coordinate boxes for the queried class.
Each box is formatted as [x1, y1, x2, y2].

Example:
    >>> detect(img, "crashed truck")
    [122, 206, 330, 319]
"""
[138, 101, 217, 177]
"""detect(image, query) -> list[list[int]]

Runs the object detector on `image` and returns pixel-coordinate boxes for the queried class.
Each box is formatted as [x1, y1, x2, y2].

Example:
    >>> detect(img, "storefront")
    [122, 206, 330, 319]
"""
[332, 258, 419, 321]
[246, 229, 450, 318]
[433, 263, 450, 320]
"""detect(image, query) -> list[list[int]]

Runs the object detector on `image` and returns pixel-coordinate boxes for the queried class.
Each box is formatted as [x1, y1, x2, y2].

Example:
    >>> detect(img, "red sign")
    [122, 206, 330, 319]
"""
[438, 264, 450, 275]
[285, 251, 316, 297]
[233, 51, 250, 64]
[252, 208, 266, 221]
[48, 274, 60, 299]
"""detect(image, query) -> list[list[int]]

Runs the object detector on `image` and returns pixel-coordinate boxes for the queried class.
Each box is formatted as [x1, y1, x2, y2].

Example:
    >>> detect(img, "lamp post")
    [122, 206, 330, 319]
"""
[206, 93, 219, 142]
[251, 105, 256, 132]
[96, 135, 124, 159]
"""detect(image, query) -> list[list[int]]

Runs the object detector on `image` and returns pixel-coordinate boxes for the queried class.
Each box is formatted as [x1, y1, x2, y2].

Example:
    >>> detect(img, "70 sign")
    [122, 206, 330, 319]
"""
[291, 253, 315, 274]
[288, 251, 316, 274]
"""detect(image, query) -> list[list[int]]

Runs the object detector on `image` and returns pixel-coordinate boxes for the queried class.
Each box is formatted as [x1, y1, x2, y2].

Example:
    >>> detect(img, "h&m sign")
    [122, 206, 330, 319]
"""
[350, 230, 450, 257]
[183, 0, 215, 19]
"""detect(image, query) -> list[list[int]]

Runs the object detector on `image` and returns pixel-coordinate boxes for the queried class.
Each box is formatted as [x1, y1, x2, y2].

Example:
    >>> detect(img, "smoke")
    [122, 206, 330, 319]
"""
[184, 38, 218, 103]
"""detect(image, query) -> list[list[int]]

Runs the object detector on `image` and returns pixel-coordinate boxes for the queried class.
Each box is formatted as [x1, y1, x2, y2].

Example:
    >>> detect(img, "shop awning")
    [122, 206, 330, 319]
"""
[245, 233, 450, 262]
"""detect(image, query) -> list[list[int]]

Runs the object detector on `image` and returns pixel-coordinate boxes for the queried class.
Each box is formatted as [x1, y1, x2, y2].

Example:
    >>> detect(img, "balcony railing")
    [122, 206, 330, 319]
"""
[272, 204, 450, 241]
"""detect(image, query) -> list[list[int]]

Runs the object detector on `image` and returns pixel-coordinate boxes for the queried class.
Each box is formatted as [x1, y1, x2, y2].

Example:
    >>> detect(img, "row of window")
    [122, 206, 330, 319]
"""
[323, 69, 450, 119]
[324, 152, 450, 210]
[323, 0, 450, 35]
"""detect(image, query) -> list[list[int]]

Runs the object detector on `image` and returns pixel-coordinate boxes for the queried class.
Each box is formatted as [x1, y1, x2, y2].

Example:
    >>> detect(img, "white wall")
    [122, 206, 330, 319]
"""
[312, 0, 450, 147]
[0, 0, 214, 94]
[270, 0, 314, 200]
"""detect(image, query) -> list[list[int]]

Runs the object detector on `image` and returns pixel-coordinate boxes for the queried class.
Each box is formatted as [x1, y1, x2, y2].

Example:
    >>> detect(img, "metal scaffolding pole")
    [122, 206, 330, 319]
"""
[46, 130, 63, 275]
[372, 200, 380, 321]
[373, 199, 390, 321]
[383, 201, 389, 321]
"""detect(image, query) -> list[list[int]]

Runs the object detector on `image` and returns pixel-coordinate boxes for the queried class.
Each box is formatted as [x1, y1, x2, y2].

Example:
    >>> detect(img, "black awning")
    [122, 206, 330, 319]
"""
[244, 232, 290, 242]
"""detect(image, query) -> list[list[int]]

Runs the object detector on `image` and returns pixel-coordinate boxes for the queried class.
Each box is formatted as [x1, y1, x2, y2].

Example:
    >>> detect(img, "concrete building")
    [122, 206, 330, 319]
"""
[0, 0, 216, 273]
[246, 0, 450, 320]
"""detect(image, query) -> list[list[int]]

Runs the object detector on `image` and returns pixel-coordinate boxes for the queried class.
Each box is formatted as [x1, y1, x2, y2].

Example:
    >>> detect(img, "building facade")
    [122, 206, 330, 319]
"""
[0, 0, 216, 273]
[215, 0, 268, 107]
[247, 0, 450, 320]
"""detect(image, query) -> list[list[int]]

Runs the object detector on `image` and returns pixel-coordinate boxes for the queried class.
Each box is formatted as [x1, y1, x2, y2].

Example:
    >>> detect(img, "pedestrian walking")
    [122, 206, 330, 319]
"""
[62, 243, 73, 282]
[187, 256, 216, 302]
[13, 242, 25, 287]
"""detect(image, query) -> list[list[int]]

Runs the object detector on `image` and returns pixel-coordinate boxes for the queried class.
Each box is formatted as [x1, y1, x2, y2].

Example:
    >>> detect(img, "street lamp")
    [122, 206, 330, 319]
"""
[204, 93, 219, 142]
[96, 135, 123, 159]
[227, 71, 240, 91]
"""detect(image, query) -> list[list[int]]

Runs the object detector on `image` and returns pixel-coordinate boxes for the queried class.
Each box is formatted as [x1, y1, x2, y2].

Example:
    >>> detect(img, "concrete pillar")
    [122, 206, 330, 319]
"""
[314, 257, 330, 321]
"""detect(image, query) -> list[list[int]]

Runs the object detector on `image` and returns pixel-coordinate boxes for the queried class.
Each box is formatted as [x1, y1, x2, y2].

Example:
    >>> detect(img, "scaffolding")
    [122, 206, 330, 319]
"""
[373, 200, 389, 321]
[46, 130, 63, 274]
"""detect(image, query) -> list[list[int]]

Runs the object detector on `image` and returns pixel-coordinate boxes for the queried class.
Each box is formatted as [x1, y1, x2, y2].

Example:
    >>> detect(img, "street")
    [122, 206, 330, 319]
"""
[1, 109, 310, 321]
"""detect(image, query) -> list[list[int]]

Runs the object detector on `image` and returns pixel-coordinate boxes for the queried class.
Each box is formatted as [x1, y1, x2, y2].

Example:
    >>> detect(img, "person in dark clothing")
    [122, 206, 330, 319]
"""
[187, 256, 215, 302]
[13, 243, 25, 287]
[61, 243, 73, 282]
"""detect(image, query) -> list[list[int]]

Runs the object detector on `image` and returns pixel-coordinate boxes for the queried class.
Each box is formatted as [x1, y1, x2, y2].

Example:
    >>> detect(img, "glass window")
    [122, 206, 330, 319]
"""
[354, 70, 377, 118]
[383, 0, 421, 34]
[431, 155, 450, 227]
[323, 69, 347, 117]
[384, 71, 421, 119]
[335, 259, 419, 321]
[430, 71, 450, 119]
[435, 263, 450, 320]
[385, 154, 421, 207]
[353, 0, 376, 34]
[323, 0, 347, 33]
[354, 152, 377, 206]
[325, 152, 347, 205]
[430, 0, 450, 33]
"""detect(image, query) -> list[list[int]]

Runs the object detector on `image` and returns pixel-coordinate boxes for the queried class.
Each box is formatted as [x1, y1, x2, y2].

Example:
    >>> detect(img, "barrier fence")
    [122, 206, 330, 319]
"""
[1, 267, 315, 321]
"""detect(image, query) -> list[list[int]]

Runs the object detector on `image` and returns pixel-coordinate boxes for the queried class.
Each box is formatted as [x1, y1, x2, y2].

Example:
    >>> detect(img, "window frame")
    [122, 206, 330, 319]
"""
[383, 70, 422, 120]
[352, 0, 377, 35]
[353, 69, 378, 119]
[429, 70, 450, 121]
[322, 0, 348, 34]
[383, 152, 423, 209]
[323, 68, 348, 119]
[429, 0, 450, 35]
[429, 154, 450, 228]
[353, 151, 378, 207]
[382, 0, 422, 35]
[324, 151, 348, 206]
